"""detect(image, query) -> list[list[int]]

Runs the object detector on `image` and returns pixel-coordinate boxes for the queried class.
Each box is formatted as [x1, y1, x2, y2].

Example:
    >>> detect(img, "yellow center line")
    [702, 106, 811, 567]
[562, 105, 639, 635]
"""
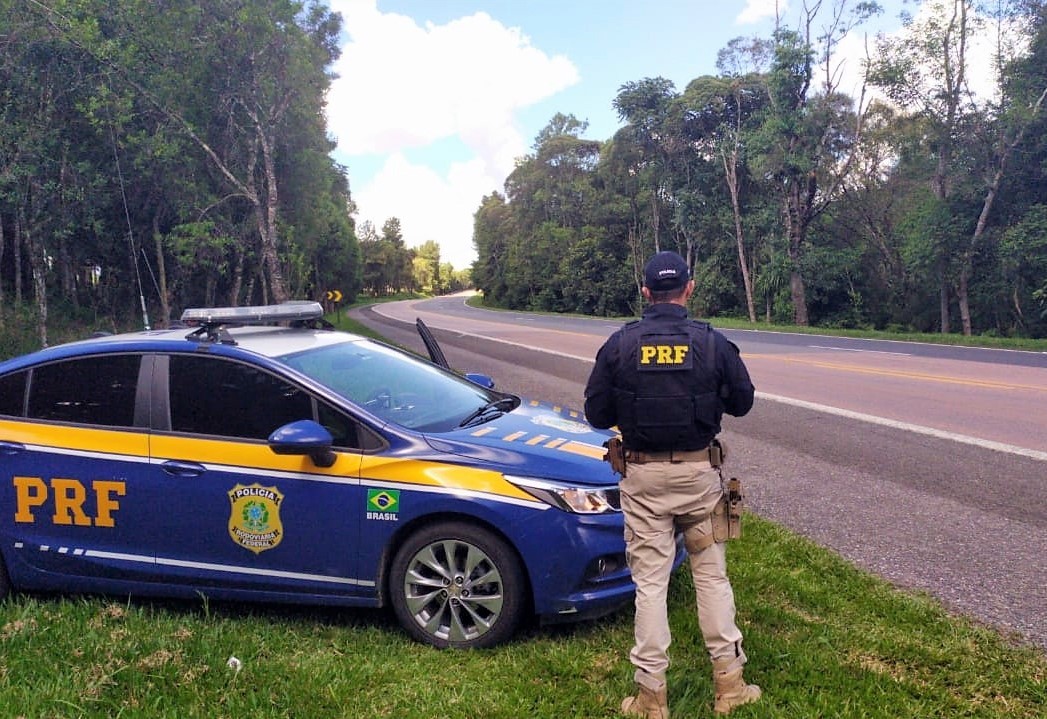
[742, 354, 1047, 392]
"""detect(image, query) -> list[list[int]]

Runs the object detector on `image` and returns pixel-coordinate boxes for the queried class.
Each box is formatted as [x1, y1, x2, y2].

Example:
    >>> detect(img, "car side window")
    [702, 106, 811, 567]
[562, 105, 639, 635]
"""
[168, 355, 314, 441]
[316, 399, 385, 451]
[26, 355, 140, 427]
[0, 371, 28, 416]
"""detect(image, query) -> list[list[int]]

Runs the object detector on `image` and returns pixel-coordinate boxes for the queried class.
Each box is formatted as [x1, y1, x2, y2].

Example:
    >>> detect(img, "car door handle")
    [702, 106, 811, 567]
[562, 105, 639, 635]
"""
[0, 440, 24, 455]
[161, 460, 206, 477]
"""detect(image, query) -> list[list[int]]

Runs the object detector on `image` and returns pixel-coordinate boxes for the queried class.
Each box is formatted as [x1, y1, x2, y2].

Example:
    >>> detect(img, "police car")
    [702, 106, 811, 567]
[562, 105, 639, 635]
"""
[0, 302, 677, 648]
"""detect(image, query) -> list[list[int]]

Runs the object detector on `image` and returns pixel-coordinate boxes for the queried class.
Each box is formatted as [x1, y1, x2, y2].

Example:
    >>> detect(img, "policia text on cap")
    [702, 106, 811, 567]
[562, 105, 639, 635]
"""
[584, 251, 761, 717]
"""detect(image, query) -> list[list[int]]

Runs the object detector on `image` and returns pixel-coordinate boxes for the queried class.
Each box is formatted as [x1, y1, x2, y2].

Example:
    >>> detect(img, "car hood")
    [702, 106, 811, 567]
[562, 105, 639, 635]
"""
[422, 398, 620, 485]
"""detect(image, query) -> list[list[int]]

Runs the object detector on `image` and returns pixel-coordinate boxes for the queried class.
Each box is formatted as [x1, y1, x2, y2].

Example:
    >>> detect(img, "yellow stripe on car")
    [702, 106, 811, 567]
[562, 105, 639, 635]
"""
[359, 456, 535, 502]
[150, 434, 362, 477]
[0, 420, 149, 458]
[556, 441, 606, 460]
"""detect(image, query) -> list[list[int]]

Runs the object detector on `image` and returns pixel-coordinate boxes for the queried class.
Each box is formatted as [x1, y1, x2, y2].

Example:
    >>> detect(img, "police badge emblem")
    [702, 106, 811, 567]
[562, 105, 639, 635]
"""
[227, 483, 285, 553]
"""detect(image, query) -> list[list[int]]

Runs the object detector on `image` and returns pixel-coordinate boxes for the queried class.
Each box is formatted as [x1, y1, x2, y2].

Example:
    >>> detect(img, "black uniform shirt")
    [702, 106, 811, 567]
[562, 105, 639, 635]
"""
[584, 303, 755, 450]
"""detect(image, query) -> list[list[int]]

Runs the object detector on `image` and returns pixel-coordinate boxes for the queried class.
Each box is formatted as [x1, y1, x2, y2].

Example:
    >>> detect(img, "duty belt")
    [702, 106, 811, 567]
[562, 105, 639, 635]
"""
[625, 447, 711, 464]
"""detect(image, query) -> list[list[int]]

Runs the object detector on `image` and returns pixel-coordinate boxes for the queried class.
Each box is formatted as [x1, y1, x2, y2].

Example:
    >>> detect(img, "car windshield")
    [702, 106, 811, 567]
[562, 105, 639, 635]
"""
[278, 338, 511, 432]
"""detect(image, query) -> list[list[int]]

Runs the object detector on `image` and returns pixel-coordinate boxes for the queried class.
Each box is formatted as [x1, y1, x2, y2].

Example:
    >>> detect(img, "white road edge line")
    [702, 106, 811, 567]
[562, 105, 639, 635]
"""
[807, 344, 911, 356]
[757, 391, 1047, 462]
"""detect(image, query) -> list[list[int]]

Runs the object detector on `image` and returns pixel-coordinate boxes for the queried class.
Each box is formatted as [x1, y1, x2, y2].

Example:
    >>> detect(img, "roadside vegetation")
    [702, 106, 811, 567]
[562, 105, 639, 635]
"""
[704, 318, 1047, 352]
[1, 516, 1043, 718]
[462, 294, 1047, 352]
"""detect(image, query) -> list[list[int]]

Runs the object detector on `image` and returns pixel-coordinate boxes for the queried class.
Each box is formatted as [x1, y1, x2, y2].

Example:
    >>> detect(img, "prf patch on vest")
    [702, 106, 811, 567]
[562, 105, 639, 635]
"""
[637, 334, 693, 370]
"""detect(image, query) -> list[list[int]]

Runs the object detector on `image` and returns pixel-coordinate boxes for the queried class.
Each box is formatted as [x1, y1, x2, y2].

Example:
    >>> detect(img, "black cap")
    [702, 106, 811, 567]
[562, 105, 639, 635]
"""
[643, 251, 689, 291]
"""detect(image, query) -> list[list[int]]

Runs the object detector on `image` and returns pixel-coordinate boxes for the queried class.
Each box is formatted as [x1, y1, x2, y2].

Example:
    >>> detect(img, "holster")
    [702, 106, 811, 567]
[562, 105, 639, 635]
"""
[603, 436, 626, 477]
[711, 473, 745, 542]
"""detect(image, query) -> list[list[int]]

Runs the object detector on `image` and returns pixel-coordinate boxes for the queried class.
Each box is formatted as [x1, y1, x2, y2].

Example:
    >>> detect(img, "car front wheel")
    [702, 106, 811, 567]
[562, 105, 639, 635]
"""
[389, 522, 525, 649]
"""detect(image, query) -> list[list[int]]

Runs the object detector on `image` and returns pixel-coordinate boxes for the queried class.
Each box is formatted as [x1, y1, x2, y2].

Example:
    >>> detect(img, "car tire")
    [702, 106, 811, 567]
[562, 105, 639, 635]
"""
[389, 521, 525, 649]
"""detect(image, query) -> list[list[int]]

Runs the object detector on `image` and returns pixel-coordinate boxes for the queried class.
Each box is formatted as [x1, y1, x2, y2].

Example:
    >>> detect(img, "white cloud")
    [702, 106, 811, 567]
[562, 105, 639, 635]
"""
[737, 0, 786, 25]
[326, 0, 580, 269]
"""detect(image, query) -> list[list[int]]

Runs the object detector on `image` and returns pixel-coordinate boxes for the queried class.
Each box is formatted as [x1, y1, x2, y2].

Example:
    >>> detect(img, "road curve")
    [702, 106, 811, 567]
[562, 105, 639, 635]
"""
[351, 298, 1047, 652]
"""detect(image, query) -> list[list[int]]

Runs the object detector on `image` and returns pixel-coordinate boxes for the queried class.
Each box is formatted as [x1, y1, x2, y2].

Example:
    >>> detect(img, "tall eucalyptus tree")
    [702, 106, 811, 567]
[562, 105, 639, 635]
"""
[748, 1, 878, 326]
[868, 0, 975, 332]
[613, 78, 679, 257]
[679, 47, 771, 321]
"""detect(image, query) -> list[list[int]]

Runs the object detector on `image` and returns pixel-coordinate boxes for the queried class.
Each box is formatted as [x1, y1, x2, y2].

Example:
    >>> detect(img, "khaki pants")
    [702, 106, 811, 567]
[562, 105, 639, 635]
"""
[621, 459, 746, 684]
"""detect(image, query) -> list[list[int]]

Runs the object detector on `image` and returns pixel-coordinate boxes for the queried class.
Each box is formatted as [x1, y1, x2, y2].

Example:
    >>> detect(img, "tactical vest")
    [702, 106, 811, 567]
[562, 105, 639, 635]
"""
[612, 318, 723, 450]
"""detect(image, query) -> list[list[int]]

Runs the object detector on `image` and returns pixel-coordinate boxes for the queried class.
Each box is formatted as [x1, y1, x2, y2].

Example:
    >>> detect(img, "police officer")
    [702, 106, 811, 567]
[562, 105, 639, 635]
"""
[584, 251, 760, 717]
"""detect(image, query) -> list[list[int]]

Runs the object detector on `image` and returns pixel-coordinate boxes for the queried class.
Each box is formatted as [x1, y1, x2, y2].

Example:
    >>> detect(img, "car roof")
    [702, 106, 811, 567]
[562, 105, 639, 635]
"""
[72, 324, 364, 358]
[1, 303, 370, 368]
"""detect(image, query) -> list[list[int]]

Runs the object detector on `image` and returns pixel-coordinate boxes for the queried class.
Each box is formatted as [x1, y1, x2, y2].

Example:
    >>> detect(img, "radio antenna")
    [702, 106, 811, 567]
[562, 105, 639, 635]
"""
[106, 86, 151, 330]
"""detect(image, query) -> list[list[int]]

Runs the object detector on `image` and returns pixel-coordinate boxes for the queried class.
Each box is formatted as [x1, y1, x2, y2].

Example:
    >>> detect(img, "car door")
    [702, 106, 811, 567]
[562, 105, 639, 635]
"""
[147, 352, 369, 599]
[0, 353, 162, 590]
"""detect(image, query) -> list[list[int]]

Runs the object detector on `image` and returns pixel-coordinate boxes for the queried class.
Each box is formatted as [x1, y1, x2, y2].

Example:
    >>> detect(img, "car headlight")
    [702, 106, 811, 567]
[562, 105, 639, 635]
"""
[506, 476, 621, 514]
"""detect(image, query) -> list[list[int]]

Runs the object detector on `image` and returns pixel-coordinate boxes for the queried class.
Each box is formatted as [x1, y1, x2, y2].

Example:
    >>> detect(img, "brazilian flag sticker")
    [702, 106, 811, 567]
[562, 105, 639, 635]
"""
[367, 489, 400, 520]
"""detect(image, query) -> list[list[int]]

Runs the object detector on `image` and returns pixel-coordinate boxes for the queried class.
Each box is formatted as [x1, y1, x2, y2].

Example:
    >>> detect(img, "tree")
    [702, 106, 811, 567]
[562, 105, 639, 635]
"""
[958, 1, 1047, 335]
[358, 218, 414, 296]
[680, 58, 771, 321]
[750, 0, 878, 326]
[999, 205, 1047, 331]
[0, 0, 357, 347]
[613, 78, 679, 258]
[380, 218, 414, 293]
[464, 1, 1047, 338]
[869, 0, 978, 332]
[413, 240, 442, 293]
[0, 0, 107, 343]
[471, 192, 514, 305]
[833, 101, 917, 327]
[500, 114, 602, 310]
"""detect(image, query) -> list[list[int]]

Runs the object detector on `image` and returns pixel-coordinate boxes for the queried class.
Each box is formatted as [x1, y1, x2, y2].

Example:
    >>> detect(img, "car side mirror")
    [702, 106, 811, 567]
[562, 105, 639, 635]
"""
[268, 419, 337, 468]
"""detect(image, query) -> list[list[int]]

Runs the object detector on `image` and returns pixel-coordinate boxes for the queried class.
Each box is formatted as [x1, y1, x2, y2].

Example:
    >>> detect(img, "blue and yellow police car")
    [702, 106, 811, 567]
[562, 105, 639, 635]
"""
[0, 302, 673, 648]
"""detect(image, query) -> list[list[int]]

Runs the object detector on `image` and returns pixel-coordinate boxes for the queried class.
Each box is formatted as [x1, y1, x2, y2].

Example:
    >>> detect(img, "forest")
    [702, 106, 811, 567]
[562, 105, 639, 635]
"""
[1, 0, 362, 348]
[472, 1, 1047, 338]
[3, 1, 1047, 351]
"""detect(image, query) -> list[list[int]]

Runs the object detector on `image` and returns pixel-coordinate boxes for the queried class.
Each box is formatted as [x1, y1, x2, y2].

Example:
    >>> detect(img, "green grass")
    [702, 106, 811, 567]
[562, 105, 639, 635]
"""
[701, 317, 1047, 352]
[1, 517, 1043, 718]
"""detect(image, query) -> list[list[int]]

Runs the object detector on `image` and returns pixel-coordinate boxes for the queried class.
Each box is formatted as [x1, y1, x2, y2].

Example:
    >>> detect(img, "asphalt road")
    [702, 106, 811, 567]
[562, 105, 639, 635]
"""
[349, 298, 1047, 652]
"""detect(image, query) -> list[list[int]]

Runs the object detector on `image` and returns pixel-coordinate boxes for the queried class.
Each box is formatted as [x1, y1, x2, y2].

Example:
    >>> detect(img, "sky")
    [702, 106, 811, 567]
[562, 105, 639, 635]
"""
[323, 1, 917, 270]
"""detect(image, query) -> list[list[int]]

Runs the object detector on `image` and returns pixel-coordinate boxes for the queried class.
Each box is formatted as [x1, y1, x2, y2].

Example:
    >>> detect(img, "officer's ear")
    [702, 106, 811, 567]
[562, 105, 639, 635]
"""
[641, 286, 652, 303]
[683, 280, 695, 300]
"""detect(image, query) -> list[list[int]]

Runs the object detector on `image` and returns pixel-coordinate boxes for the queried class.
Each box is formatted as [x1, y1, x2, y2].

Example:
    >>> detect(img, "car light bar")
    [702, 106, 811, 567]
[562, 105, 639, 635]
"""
[181, 302, 325, 325]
